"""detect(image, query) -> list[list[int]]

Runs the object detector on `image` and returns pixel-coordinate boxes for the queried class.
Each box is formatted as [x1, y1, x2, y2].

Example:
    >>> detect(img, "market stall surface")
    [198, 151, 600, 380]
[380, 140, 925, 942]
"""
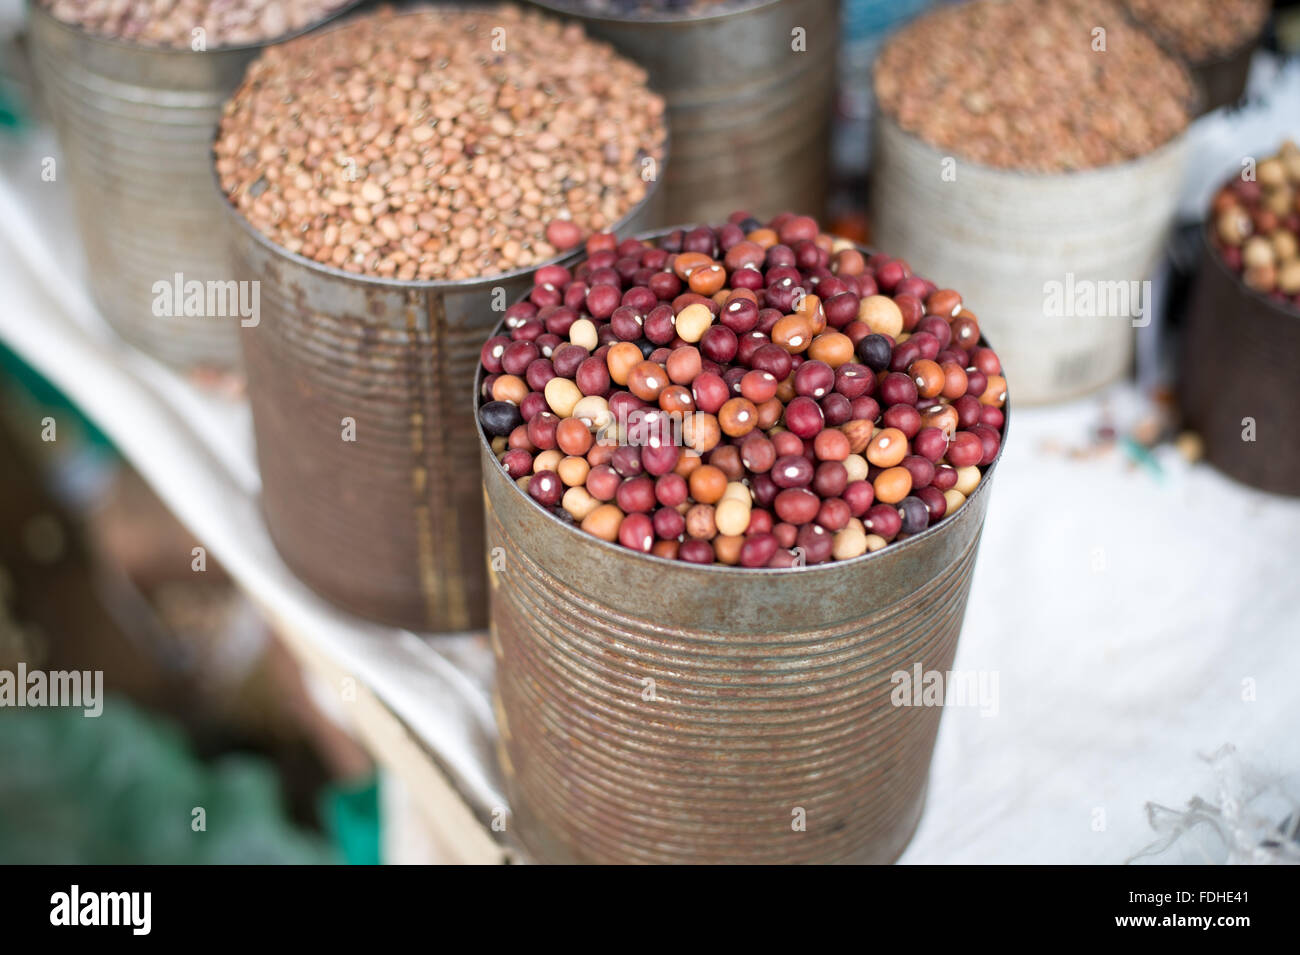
[2, 126, 1297, 864]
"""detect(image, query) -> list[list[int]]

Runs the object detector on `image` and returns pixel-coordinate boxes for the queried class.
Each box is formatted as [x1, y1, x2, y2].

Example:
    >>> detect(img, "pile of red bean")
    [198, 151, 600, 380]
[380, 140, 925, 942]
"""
[477, 213, 1008, 567]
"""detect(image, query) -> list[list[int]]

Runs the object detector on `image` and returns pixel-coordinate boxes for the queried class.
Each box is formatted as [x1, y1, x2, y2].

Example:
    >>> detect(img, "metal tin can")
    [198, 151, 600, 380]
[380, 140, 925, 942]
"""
[479, 235, 1009, 863]
[870, 115, 1189, 405]
[25, 2, 359, 370]
[226, 179, 663, 633]
[1180, 229, 1300, 497]
[529, 0, 837, 226]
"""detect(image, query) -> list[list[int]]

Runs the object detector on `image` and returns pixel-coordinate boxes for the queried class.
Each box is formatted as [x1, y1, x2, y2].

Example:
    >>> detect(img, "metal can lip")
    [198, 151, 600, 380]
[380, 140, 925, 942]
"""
[475, 228, 1011, 577]
[27, 0, 368, 57]
[527, 0, 785, 28]
[872, 112, 1197, 185]
[1198, 223, 1300, 323]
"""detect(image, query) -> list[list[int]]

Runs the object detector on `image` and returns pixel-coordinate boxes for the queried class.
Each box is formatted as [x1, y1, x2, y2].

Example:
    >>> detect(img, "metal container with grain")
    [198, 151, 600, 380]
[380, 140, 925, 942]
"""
[479, 236, 1010, 863]
[219, 6, 667, 632]
[1180, 230, 1300, 497]
[530, 0, 837, 226]
[871, 117, 1189, 405]
[868, 0, 1195, 405]
[229, 190, 659, 632]
[25, 1, 358, 370]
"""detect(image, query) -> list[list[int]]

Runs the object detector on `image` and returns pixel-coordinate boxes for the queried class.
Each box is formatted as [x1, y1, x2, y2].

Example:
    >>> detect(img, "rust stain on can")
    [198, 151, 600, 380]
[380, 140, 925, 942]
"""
[478, 234, 1010, 863]
[227, 181, 663, 633]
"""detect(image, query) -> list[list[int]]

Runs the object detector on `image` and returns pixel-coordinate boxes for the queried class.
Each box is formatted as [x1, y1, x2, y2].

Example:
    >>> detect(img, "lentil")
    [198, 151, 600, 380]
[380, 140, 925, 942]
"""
[216, 6, 665, 281]
[41, 0, 350, 47]
[875, 0, 1192, 173]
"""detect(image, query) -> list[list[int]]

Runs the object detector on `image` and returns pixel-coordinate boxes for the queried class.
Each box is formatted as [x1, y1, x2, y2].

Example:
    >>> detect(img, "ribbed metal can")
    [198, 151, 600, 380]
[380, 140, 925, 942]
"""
[870, 115, 1189, 405]
[1180, 229, 1300, 497]
[25, 2, 357, 370]
[529, 0, 837, 225]
[227, 183, 662, 633]
[480, 237, 1009, 863]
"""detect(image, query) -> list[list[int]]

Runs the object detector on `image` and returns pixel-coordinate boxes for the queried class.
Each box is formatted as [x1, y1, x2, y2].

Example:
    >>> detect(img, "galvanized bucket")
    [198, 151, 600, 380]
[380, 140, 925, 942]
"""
[227, 179, 663, 633]
[529, 0, 837, 226]
[25, 1, 359, 370]
[870, 115, 1189, 405]
[1180, 229, 1300, 497]
[480, 237, 1009, 863]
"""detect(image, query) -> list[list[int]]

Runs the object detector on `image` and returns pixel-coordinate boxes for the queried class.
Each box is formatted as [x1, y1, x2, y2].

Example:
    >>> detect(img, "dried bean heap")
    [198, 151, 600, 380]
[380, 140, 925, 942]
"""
[874, 0, 1193, 173]
[1125, 0, 1269, 63]
[1211, 141, 1300, 308]
[215, 6, 666, 281]
[541, 0, 760, 20]
[477, 212, 1009, 568]
[41, 0, 350, 48]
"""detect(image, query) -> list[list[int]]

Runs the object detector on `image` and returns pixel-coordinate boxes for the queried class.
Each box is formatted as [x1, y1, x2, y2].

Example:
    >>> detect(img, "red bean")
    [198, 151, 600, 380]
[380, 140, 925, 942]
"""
[774, 487, 820, 524]
[502, 448, 533, 479]
[913, 426, 949, 463]
[946, 431, 984, 468]
[618, 512, 655, 552]
[916, 485, 947, 522]
[772, 455, 814, 488]
[864, 503, 902, 540]
[528, 470, 563, 507]
[691, 371, 729, 413]
[655, 472, 688, 508]
[652, 506, 686, 540]
[795, 523, 833, 564]
[794, 360, 835, 399]
[881, 404, 922, 439]
[844, 479, 874, 516]
[952, 394, 982, 429]
[901, 454, 935, 489]
[678, 538, 715, 564]
[783, 396, 825, 439]
[740, 532, 778, 568]
[880, 372, 919, 406]
[932, 465, 958, 492]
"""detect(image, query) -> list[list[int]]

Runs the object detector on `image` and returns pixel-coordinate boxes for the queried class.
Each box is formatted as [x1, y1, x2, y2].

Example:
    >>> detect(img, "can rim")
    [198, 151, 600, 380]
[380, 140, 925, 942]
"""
[1199, 219, 1300, 322]
[872, 112, 1196, 184]
[527, 0, 784, 28]
[476, 229, 1011, 576]
[27, 0, 368, 57]
[210, 5, 671, 293]
[871, 3, 1202, 184]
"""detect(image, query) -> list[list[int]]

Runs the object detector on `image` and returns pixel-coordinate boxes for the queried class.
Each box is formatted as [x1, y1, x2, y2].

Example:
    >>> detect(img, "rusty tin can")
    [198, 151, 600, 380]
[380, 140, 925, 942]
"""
[479, 235, 1009, 863]
[1180, 229, 1300, 497]
[227, 178, 663, 633]
[528, 0, 837, 226]
[25, 1, 359, 370]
